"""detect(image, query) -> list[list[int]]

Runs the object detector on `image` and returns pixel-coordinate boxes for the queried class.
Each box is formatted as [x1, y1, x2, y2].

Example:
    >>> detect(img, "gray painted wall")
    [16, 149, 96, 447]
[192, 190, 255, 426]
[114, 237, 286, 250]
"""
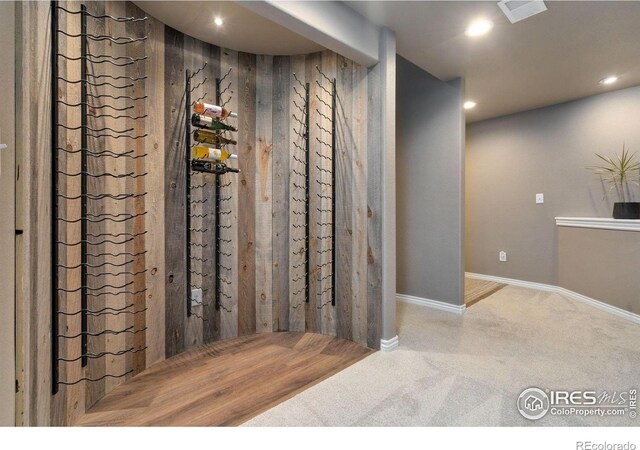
[559, 227, 640, 314]
[396, 56, 465, 306]
[0, 0, 16, 426]
[466, 86, 640, 285]
[380, 29, 397, 341]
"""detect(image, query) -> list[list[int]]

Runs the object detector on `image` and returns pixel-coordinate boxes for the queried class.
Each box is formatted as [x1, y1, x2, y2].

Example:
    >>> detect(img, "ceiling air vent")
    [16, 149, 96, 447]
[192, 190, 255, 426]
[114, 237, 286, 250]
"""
[497, 0, 547, 23]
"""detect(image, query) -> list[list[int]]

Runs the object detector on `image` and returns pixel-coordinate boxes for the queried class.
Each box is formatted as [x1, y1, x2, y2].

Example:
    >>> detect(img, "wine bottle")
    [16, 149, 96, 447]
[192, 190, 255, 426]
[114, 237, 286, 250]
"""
[193, 102, 238, 119]
[193, 129, 237, 146]
[191, 114, 237, 132]
[192, 145, 237, 161]
[191, 159, 240, 175]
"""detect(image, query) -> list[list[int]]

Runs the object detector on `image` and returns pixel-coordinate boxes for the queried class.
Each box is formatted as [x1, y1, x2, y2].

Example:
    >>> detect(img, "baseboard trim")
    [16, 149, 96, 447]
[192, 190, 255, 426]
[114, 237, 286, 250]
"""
[380, 335, 399, 352]
[396, 294, 466, 315]
[465, 272, 640, 325]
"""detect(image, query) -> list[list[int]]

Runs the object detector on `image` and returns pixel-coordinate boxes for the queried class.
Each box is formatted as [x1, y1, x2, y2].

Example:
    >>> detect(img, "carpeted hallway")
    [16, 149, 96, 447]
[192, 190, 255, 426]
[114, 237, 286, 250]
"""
[244, 285, 640, 426]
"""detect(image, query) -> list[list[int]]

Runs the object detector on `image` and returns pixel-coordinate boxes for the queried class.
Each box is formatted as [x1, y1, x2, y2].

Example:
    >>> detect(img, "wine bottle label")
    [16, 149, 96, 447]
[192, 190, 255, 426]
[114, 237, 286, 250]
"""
[208, 148, 222, 159]
[202, 104, 223, 118]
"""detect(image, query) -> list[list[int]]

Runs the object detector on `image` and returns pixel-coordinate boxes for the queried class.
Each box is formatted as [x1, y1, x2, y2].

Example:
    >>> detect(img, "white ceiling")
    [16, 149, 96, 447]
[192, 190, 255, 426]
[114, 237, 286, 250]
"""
[132, 1, 323, 55]
[346, 1, 640, 122]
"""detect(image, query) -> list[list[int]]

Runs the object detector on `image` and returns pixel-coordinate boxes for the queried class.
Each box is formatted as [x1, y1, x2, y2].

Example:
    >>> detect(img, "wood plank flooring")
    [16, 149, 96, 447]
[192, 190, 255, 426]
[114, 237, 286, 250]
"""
[465, 277, 506, 307]
[77, 332, 373, 426]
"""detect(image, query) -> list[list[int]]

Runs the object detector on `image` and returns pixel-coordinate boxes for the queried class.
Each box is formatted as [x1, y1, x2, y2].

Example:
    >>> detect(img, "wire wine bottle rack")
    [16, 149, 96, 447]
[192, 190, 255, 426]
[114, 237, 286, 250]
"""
[214, 68, 235, 313]
[291, 73, 310, 305]
[314, 66, 336, 308]
[185, 66, 237, 317]
[291, 66, 336, 307]
[51, 1, 148, 394]
[185, 64, 209, 318]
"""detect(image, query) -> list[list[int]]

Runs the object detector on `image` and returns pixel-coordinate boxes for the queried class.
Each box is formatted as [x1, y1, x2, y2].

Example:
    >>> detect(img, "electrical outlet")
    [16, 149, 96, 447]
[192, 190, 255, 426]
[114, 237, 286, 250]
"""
[536, 193, 544, 204]
[499, 251, 507, 262]
[191, 288, 203, 307]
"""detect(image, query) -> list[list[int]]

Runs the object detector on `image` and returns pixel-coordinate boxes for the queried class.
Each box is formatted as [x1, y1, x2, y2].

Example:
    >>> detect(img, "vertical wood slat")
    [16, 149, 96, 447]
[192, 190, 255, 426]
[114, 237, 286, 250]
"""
[366, 64, 383, 350]
[84, 0, 107, 409]
[126, 0, 148, 380]
[255, 54, 273, 333]
[34, 0, 53, 425]
[351, 64, 369, 347]
[319, 50, 337, 335]
[183, 34, 203, 351]
[272, 56, 290, 331]
[103, 0, 127, 395]
[237, 52, 257, 336]
[143, 12, 166, 368]
[288, 55, 307, 332]
[305, 52, 321, 334]
[63, 0, 85, 424]
[163, 26, 186, 358]
[219, 48, 239, 339]
[50, 1, 71, 425]
[335, 55, 354, 341]
[202, 42, 221, 343]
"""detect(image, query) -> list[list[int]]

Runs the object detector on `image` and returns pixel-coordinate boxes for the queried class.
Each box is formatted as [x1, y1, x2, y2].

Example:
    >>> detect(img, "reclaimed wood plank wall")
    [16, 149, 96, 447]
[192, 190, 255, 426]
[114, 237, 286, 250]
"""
[162, 28, 383, 353]
[15, 1, 383, 426]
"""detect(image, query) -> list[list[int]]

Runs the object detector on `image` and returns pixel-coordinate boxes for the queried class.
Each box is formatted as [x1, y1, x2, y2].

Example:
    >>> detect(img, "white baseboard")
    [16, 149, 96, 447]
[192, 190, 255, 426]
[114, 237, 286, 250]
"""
[396, 293, 466, 315]
[380, 335, 399, 352]
[466, 272, 640, 325]
[465, 272, 557, 293]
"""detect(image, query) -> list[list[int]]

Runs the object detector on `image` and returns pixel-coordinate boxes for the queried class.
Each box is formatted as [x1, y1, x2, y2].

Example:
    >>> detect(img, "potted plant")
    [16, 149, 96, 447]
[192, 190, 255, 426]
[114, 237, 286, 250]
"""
[589, 145, 640, 219]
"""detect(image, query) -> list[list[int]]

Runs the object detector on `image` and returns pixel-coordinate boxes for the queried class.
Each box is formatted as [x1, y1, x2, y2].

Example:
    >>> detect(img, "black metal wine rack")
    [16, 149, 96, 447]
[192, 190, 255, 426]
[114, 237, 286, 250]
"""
[214, 68, 235, 313]
[291, 73, 310, 305]
[51, 1, 148, 394]
[314, 65, 336, 308]
[185, 64, 210, 319]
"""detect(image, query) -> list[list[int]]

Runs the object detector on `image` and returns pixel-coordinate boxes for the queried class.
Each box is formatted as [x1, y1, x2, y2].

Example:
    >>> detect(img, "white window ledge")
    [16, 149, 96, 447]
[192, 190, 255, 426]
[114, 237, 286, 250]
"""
[555, 217, 640, 232]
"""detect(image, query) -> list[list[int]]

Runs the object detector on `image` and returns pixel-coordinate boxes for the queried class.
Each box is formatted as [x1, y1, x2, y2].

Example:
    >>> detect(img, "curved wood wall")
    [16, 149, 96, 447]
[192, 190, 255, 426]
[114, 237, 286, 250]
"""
[15, 0, 383, 426]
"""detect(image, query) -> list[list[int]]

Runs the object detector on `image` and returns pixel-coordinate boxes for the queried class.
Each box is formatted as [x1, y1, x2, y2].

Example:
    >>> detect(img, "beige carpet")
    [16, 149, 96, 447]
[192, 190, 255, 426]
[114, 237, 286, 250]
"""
[465, 277, 506, 306]
[244, 285, 640, 426]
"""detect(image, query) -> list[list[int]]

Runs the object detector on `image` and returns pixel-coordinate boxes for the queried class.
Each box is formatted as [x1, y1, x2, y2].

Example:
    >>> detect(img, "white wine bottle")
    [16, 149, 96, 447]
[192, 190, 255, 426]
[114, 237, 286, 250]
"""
[193, 102, 238, 119]
[192, 145, 237, 161]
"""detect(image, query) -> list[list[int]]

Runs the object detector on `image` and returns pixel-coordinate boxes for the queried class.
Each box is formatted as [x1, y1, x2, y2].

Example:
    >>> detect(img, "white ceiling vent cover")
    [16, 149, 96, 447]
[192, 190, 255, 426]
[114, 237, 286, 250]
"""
[498, 1, 548, 24]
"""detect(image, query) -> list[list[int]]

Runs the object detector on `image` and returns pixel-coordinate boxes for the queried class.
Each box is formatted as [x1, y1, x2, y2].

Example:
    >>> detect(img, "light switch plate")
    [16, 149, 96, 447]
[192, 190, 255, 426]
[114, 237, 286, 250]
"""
[536, 193, 544, 204]
[499, 251, 507, 262]
[191, 288, 203, 307]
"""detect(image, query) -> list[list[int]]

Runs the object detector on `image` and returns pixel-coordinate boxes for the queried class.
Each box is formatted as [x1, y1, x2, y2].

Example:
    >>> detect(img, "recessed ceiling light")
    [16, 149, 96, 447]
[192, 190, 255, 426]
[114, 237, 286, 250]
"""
[599, 76, 619, 85]
[465, 19, 493, 37]
[214, 17, 224, 26]
[464, 101, 477, 110]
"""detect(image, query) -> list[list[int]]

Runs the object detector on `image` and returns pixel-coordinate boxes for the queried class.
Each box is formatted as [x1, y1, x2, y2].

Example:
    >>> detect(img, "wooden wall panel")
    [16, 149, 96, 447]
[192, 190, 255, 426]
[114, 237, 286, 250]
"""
[255, 54, 273, 334]
[126, 0, 148, 381]
[182, 34, 204, 351]
[288, 55, 306, 332]
[335, 55, 354, 342]
[305, 52, 322, 334]
[16, 0, 384, 426]
[142, 10, 166, 368]
[202, 42, 220, 343]
[271, 56, 290, 332]
[218, 48, 239, 340]
[319, 50, 337, 335]
[237, 52, 257, 336]
[351, 65, 369, 347]
[366, 65, 383, 349]
[163, 25, 186, 358]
